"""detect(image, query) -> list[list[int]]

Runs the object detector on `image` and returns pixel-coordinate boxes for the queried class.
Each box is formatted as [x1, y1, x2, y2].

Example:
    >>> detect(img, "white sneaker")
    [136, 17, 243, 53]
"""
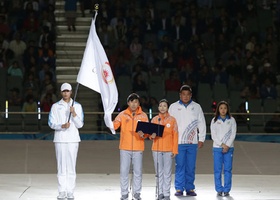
[67, 192, 74, 199]
[57, 192, 66, 199]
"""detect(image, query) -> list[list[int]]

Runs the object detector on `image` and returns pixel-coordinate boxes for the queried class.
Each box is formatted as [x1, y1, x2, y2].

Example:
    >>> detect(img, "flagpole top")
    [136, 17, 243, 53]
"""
[94, 3, 99, 12]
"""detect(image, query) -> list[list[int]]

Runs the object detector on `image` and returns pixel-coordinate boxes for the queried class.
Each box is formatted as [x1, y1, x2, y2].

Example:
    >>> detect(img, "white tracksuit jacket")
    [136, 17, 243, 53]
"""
[168, 100, 206, 144]
[48, 98, 84, 142]
[210, 116, 236, 148]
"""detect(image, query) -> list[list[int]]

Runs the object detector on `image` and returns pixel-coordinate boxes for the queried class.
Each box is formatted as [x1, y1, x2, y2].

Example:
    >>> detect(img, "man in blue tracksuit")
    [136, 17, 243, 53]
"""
[168, 85, 206, 197]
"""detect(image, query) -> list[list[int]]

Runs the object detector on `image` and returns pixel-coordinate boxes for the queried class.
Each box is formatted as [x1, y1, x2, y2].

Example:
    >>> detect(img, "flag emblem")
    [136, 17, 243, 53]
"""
[102, 62, 114, 84]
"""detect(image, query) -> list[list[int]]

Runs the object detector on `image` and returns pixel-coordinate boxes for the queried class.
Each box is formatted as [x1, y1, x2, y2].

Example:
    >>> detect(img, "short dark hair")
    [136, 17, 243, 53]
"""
[127, 93, 140, 102]
[180, 85, 192, 93]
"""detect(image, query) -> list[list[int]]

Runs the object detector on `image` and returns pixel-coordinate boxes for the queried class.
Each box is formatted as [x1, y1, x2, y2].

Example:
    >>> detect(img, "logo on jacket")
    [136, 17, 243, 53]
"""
[166, 123, 170, 128]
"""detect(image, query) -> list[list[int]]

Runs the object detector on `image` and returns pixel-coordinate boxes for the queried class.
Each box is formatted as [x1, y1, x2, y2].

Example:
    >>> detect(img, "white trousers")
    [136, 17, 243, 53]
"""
[55, 142, 79, 193]
[152, 151, 173, 197]
[120, 150, 143, 196]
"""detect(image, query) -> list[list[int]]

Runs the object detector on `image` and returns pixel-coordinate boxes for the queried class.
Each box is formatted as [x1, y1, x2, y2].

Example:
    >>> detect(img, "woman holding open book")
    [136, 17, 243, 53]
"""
[150, 99, 179, 200]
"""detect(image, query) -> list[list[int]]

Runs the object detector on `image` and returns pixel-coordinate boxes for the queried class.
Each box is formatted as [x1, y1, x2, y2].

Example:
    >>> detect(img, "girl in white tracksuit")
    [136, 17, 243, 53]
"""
[210, 101, 236, 197]
[48, 83, 84, 200]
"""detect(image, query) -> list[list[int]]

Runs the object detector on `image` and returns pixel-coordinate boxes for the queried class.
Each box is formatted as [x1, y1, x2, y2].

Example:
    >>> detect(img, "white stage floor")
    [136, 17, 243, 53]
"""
[1, 174, 279, 200]
[0, 140, 279, 200]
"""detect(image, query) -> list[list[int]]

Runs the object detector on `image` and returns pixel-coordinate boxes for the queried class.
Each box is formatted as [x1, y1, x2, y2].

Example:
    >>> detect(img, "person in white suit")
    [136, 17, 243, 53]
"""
[48, 83, 84, 200]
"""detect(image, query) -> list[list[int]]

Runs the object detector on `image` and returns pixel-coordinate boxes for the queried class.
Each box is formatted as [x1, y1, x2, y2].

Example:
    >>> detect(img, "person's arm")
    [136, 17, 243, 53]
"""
[112, 112, 122, 130]
[224, 117, 237, 147]
[210, 118, 223, 146]
[197, 105, 206, 148]
[71, 103, 84, 129]
[137, 130, 146, 138]
[149, 133, 156, 140]
[172, 118, 179, 157]
[148, 117, 157, 140]
[221, 118, 237, 153]
[221, 143, 229, 153]
[48, 104, 65, 131]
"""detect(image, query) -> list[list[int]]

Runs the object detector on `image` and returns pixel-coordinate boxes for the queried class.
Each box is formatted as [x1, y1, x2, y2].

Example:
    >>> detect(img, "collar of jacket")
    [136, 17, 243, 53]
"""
[59, 98, 73, 106]
[218, 115, 230, 122]
[179, 99, 192, 107]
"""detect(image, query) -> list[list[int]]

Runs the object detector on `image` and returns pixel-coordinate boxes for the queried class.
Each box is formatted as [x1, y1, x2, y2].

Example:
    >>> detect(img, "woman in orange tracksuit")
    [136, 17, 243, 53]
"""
[150, 99, 179, 200]
[113, 93, 149, 200]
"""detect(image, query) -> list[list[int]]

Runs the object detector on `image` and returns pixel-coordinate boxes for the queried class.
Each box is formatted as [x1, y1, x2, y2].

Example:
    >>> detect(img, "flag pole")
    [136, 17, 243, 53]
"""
[93, 3, 99, 18]
[68, 82, 80, 122]
[76, 2, 118, 134]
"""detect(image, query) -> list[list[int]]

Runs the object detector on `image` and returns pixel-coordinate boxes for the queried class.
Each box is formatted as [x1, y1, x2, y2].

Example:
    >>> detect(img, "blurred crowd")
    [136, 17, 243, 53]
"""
[0, 0, 56, 112]
[93, 0, 280, 109]
[1, 0, 280, 114]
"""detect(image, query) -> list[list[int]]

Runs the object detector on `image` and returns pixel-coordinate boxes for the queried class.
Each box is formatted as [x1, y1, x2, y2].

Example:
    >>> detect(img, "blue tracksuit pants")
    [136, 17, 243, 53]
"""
[213, 147, 234, 193]
[175, 144, 198, 192]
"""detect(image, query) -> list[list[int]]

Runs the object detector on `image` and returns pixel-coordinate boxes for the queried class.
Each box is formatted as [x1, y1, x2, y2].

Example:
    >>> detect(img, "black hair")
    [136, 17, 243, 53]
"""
[159, 99, 169, 107]
[214, 101, 231, 122]
[127, 93, 140, 102]
[180, 85, 192, 93]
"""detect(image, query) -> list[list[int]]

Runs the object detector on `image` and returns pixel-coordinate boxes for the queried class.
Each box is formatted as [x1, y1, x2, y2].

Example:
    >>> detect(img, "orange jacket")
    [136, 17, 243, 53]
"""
[113, 106, 149, 151]
[151, 113, 179, 155]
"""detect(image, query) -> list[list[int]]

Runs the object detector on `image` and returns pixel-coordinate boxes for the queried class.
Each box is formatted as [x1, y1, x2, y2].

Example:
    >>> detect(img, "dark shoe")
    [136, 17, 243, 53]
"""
[224, 192, 230, 196]
[68, 26, 71, 31]
[72, 26, 76, 31]
[133, 193, 141, 200]
[120, 194, 128, 200]
[157, 193, 164, 200]
[186, 190, 197, 196]
[217, 192, 223, 196]
[174, 190, 183, 196]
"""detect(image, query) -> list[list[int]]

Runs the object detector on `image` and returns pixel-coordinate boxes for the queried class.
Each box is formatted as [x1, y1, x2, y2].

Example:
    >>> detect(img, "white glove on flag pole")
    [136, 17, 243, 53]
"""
[77, 11, 118, 134]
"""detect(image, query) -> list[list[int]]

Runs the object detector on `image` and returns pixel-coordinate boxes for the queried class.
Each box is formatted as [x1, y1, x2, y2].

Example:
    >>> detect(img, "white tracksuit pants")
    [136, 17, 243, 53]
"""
[120, 150, 143, 196]
[152, 151, 173, 197]
[55, 142, 79, 193]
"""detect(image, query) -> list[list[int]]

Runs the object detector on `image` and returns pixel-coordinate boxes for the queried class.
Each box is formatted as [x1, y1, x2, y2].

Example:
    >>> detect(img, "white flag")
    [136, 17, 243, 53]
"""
[77, 11, 118, 134]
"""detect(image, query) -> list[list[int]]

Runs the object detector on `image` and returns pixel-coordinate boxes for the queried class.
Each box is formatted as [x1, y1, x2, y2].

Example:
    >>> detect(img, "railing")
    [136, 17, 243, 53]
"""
[0, 111, 278, 134]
